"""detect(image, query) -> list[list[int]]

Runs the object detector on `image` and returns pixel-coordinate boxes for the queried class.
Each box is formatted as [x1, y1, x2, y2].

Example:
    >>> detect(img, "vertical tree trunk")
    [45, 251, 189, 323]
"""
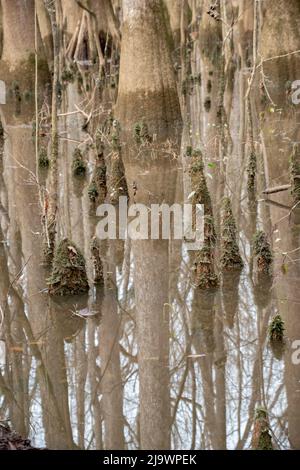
[116, 0, 182, 449]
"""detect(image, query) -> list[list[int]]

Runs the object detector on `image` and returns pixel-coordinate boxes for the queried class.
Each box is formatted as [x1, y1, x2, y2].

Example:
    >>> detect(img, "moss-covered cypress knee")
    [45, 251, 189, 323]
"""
[194, 245, 219, 290]
[220, 197, 243, 271]
[251, 408, 273, 450]
[88, 150, 107, 211]
[72, 148, 86, 177]
[47, 238, 89, 296]
[38, 147, 50, 169]
[268, 314, 285, 360]
[133, 120, 151, 145]
[253, 230, 273, 275]
[189, 148, 213, 217]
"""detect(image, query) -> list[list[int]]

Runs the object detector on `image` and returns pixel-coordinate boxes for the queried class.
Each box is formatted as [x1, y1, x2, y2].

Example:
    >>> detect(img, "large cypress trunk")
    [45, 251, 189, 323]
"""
[116, 0, 182, 449]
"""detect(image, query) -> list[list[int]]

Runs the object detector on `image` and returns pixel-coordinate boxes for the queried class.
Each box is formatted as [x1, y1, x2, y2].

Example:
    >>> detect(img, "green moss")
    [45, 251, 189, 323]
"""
[203, 215, 216, 247]
[204, 96, 211, 112]
[247, 151, 257, 192]
[252, 408, 273, 450]
[47, 238, 89, 296]
[220, 197, 243, 271]
[253, 230, 273, 274]
[186, 146, 192, 157]
[38, 147, 49, 168]
[88, 180, 99, 202]
[269, 314, 285, 342]
[133, 120, 151, 145]
[194, 245, 219, 290]
[189, 149, 213, 216]
[269, 314, 285, 360]
[72, 148, 86, 177]
[61, 67, 75, 84]
[88, 151, 107, 205]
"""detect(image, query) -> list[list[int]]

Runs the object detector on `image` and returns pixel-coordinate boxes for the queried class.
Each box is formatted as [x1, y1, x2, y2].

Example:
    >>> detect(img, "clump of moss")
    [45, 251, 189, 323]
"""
[204, 96, 211, 112]
[72, 148, 86, 177]
[251, 408, 273, 450]
[203, 214, 216, 247]
[47, 238, 89, 296]
[247, 151, 257, 192]
[61, 67, 74, 84]
[181, 78, 189, 96]
[90, 237, 104, 285]
[38, 147, 50, 168]
[88, 150, 107, 208]
[189, 149, 213, 216]
[253, 230, 273, 274]
[220, 197, 243, 271]
[269, 314, 285, 360]
[88, 180, 99, 202]
[181, 74, 201, 96]
[189, 149, 217, 288]
[194, 245, 219, 290]
[186, 145, 192, 157]
[133, 120, 151, 145]
[290, 144, 300, 204]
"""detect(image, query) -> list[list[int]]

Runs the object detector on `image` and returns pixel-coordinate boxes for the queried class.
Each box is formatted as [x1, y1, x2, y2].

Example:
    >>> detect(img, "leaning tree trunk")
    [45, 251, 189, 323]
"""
[116, 0, 182, 450]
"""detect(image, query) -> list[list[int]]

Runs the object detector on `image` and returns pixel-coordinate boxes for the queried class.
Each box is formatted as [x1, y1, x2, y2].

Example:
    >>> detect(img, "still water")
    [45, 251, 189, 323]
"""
[0, 82, 300, 450]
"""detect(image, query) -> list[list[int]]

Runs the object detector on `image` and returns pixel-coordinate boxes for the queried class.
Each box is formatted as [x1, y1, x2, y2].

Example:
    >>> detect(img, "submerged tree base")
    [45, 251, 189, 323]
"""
[47, 238, 89, 296]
